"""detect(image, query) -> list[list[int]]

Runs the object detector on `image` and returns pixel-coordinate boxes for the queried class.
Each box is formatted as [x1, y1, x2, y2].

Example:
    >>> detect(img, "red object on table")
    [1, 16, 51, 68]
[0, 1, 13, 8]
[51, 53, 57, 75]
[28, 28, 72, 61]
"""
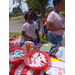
[24, 50, 50, 70]
[9, 61, 44, 75]
[9, 44, 12, 50]
[20, 43, 23, 47]
[52, 55, 58, 59]
[9, 47, 27, 65]
[9, 44, 48, 75]
[9, 44, 23, 50]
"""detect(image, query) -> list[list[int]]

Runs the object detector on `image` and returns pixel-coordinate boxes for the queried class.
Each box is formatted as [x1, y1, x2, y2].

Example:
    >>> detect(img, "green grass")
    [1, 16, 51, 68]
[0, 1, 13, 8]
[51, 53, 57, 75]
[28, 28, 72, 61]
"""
[37, 14, 41, 17]
[10, 17, 25, 20]
[59, 11, 65, 14]
[9, 32, 49, 44]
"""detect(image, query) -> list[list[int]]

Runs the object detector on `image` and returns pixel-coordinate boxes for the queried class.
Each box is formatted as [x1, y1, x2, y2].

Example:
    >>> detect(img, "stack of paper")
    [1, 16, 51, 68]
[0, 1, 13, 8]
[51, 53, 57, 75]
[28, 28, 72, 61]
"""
[44, 57, 65, 75]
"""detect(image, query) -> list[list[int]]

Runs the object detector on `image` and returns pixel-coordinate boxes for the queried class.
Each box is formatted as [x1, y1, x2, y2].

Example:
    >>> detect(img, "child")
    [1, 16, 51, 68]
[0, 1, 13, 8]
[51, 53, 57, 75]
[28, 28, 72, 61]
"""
[42, 14, 48, 40]
[47, 0, 65, 45]
[24, 7, 38, 22]
[22, 12, 40, 43]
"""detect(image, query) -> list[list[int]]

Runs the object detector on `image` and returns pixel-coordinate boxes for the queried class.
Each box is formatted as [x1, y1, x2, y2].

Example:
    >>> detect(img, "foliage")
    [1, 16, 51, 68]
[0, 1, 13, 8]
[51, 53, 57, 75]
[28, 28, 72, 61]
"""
[13, 0, 25, 12]
[25, 0, 51, 17]
[63, 0, 65, 11]
[12, 6, 22, 14]
[13, 0, 24, 6]
[25, 0, 40, 13]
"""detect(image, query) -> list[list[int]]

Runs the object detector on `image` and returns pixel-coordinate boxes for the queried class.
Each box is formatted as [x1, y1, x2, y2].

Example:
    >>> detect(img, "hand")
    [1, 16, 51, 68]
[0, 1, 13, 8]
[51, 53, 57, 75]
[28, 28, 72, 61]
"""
[61, 26, 65, 30]
[36, 20, 37, 22]
[37, 37, 40, 43]
[29, 37, 33, 41]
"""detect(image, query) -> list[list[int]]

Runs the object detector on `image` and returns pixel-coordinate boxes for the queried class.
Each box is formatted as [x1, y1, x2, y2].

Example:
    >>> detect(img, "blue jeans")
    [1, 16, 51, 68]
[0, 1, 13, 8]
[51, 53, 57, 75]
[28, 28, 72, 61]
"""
[24, 38, 32, 42]
[48, 32, 62, 46]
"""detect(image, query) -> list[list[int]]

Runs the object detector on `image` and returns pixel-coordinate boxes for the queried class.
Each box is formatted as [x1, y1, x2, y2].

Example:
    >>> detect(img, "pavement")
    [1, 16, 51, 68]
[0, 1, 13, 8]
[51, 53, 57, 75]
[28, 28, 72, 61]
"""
[9, 17, 19, 19]
[9, 19, 65, 46]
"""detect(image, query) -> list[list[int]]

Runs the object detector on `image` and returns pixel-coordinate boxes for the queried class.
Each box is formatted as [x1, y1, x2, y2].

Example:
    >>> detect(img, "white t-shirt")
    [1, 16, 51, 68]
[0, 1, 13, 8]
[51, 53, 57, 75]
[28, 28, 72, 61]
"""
[22, 21, 38, 37]
[47, 11, 65, 35]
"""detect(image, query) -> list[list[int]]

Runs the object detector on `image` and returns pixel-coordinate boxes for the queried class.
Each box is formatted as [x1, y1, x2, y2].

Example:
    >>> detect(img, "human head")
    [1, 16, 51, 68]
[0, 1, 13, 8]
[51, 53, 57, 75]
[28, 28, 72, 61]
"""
[45, 13, 48, 18]
[53, 0, 64, 12]
[28, 7, 33, 12]
[27, 12, 33, 23]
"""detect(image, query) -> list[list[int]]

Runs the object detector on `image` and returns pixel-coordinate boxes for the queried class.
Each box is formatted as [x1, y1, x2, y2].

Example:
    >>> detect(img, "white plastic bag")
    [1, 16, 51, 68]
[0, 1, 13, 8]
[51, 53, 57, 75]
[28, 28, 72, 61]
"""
[55, 46, 65, 61]
[9, 36, 21, 48]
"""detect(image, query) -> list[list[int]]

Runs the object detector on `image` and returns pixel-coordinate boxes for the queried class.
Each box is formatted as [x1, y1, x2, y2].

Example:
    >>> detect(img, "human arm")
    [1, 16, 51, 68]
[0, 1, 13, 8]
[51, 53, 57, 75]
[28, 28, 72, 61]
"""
[46, 21, 65, 31]
[35, 13, 38, 21]
[35, 29, 40, 43]
[22, 31, 33, 41]
[44, 21, 47, 26]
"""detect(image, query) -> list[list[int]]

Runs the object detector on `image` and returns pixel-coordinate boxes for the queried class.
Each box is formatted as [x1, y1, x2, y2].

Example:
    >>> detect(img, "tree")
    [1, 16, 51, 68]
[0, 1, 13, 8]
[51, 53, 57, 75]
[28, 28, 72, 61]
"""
[25, 0, 51, 18]
[37, 0, 51, 18]
[12, 6, 22, 14]
[63, 0, 65, 11]
[25, 0, 40, 13]
[13, 0, 25, 13]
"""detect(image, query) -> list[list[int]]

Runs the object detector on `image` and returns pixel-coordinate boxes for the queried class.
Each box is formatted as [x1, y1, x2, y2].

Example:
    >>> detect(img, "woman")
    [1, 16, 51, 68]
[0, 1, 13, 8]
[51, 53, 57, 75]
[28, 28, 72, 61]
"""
[47, 0, 65, 45]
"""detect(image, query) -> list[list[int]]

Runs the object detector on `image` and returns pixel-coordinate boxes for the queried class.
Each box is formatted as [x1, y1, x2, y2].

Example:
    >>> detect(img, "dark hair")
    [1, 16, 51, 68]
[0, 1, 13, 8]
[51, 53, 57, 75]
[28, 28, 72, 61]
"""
[24, 11, 38, 21]
[29, 7, 32, 11]
[26, 12, 33, 19]
[53, 0, 63, 7]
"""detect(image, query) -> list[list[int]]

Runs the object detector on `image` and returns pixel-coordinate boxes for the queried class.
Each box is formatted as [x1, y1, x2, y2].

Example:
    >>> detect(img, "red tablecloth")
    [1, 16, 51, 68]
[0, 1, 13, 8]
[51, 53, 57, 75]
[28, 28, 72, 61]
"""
[9, 61, 44, 75]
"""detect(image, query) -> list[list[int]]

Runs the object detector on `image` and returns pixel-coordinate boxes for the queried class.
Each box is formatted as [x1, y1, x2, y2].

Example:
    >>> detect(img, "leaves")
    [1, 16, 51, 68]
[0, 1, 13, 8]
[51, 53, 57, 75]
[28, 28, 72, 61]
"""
[25, 0, 40, 12]
[12, 6, 22, 14]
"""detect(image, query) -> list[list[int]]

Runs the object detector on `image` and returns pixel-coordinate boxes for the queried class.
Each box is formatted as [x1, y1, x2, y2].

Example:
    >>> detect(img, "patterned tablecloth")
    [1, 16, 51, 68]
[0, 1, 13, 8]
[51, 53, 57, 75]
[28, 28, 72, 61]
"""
[9, 44, 65, 75]
[9, 61, 44, 75]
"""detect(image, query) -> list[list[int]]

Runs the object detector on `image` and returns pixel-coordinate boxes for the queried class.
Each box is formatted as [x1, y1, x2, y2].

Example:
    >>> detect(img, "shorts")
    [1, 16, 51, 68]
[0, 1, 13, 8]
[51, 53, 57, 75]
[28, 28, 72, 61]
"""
[48, 31, 62, 46]
[24, 37, 39, 43]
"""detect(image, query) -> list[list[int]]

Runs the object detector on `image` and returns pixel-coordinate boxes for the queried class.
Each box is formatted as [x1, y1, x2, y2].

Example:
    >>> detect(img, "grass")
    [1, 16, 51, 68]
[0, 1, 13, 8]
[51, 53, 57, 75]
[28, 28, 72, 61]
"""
[59, 11, 65, 14]
[9, 15, 25, 20]
[37, 14, 41, 17]
[9, 32, 49, 44]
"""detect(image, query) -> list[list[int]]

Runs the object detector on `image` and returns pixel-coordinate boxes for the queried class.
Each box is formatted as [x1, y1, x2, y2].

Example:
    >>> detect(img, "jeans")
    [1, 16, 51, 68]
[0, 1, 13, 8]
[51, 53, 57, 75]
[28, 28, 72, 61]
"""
[24, 37, 32, 42]
[48, 32, 62, 46]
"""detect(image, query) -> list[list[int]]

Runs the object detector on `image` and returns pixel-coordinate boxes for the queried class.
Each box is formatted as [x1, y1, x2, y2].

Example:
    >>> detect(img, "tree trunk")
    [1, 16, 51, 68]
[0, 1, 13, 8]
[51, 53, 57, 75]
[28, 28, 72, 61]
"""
[38, 0, 46, 18]
[40, 8, 45, 18]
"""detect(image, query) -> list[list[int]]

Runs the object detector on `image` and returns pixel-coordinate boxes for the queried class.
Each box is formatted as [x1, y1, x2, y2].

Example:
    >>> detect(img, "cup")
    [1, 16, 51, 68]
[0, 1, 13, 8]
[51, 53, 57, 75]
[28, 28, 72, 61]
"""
[33, 37, 37, 45]
[25, 41, 30, 53]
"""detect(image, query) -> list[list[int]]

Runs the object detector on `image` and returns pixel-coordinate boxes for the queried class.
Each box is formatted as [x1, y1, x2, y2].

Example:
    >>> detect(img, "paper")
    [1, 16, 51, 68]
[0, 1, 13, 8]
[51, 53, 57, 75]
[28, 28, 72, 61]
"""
[55, 47, 65, 61]
[46, 61, 65, 75]
[46, 66, 65, 75]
